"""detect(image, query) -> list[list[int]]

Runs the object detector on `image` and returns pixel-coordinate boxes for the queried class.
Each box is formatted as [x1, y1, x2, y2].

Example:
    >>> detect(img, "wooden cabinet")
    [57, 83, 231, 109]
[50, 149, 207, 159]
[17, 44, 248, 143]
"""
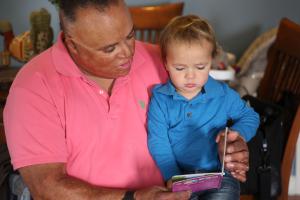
[0, 67, 19, 144]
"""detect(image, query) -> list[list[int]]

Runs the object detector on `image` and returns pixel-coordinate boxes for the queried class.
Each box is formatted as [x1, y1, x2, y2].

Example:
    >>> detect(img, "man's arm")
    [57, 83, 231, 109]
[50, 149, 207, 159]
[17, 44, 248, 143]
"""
[19, 163, 191, 200]
[19, 163, 124, 200]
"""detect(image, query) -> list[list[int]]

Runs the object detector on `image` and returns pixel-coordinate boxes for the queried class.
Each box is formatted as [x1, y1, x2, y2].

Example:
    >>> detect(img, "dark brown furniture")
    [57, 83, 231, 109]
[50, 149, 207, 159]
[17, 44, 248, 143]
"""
[129, 2, 184, 44]
[241, 18, 300, 200]
[257, 18, 300, 102]
[241, 105, 300, 200]
[0, 67, 19, 144]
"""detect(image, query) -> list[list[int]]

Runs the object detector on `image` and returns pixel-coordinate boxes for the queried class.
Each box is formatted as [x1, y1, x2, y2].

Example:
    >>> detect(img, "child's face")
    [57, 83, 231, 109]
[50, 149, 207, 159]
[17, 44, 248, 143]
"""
[165, 40, 213, 100]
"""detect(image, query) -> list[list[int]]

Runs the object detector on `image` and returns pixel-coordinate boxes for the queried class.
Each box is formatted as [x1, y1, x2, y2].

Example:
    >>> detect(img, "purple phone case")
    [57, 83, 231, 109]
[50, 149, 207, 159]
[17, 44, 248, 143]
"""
[172, 174, 223, 193]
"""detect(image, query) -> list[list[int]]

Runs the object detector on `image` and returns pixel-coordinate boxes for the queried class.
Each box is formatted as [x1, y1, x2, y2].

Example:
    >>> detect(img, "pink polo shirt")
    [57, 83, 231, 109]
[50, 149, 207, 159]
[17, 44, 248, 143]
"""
[4, 35, 167, 189]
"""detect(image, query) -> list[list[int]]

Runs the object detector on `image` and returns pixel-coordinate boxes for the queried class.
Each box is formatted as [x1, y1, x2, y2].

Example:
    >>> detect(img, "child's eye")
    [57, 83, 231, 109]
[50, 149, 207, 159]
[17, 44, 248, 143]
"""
[196, 65, 206, 70]
[175, 67, 185, 71]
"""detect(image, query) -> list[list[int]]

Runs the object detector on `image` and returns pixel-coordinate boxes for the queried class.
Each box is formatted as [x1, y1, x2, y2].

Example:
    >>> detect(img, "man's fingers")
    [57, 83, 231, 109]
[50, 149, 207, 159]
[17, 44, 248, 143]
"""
[226, 142, 247, 154]
[137, 186, 191, 200]
[156, 190, 191, 200]
[226, 135, 248, 154]
[225, 161, 249, 172]
[172, 191, 192, 200]
[216, 130, 242, 143]
[231, 171, 247, 182]
[226, 130, 240, 141]
[166, 179, 172, 190]
[215, 132, 224, 143]
[225, 150, 249, 163]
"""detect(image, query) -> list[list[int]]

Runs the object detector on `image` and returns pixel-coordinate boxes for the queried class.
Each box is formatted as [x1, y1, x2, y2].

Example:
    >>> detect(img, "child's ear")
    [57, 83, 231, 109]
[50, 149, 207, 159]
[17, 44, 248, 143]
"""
[165, 65, 169, 72]
[164, 61, 169, 71]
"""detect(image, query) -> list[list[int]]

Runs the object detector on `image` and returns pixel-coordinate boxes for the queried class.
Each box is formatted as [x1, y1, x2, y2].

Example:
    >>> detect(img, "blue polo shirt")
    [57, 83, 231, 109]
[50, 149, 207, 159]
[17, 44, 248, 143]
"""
[147, 76, 259, 181]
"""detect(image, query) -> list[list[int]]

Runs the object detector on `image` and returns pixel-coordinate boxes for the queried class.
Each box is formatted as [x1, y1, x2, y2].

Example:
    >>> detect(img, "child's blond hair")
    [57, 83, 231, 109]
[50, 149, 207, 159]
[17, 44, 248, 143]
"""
[160, 14, 219, 63]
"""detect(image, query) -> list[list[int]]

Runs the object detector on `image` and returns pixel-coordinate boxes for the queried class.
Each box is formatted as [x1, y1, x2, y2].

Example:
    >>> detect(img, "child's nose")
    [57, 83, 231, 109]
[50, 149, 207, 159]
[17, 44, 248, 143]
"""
[186, 70, 195, 79]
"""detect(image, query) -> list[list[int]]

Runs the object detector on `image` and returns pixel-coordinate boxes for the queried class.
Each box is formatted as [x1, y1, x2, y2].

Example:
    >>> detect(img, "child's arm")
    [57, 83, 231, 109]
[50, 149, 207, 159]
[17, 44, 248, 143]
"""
[224, 85, 260, 142]
[147, 91, 182, 181]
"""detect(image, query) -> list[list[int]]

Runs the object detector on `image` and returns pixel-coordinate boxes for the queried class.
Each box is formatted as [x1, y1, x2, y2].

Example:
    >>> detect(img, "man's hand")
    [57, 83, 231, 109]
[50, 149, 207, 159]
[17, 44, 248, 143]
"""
[166, 179, 173, 190]
[216, 130, 249, 182]
[134, 186, 191, 200]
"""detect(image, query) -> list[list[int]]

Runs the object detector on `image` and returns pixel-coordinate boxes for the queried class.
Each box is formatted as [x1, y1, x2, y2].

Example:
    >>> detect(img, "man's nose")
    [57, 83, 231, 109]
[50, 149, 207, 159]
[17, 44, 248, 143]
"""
[120, 40, 134, 58]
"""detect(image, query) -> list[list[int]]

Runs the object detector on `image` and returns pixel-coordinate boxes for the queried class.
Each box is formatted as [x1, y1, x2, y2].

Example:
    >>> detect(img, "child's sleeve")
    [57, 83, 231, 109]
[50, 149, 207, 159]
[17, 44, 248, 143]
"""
[147, 89, 182, 181]
[225, 85, 260, 141]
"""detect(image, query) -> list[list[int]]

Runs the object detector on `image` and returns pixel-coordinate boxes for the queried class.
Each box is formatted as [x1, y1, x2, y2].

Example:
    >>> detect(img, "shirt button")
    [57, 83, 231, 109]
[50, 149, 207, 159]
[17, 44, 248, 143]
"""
[187, 112, 192, 118]
[99, 90, 104, 95]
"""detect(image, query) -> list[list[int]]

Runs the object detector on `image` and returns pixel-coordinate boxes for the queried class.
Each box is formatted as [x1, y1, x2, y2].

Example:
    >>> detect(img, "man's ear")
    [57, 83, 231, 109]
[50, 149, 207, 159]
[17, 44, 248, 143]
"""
[64, 35, 78, 55]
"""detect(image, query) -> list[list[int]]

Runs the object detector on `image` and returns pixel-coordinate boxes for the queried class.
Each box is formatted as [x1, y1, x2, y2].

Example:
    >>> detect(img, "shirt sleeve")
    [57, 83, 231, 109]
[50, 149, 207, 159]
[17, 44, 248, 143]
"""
[4, 83, 67, 170]
[147, 89, 182, 181]
[224, 85, 260, 141]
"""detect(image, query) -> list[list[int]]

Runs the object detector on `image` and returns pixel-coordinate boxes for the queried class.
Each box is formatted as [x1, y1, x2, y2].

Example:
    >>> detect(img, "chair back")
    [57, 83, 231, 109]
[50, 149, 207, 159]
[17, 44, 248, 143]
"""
[279, 104, 300, 200]
[254, 18, 300, 200]
[258, 18, 300, 102]
[129, 2, 184, 44]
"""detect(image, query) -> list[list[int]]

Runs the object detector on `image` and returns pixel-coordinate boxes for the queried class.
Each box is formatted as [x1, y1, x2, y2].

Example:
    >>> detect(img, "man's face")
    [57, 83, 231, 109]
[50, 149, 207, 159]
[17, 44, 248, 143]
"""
[64, 1, 135, 79]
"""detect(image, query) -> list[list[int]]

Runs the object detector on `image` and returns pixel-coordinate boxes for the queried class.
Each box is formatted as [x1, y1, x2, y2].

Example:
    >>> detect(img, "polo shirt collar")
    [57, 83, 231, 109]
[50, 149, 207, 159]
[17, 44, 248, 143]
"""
[131, 41, 146, 71]
[52, 32, 84, 78]
[156, 76, 225, 102]
[204, 76, 225, 98]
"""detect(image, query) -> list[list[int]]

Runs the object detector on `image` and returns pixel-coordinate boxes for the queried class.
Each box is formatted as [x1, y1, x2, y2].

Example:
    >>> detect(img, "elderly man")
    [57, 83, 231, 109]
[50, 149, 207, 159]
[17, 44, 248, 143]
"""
[4, 0, 249, 199]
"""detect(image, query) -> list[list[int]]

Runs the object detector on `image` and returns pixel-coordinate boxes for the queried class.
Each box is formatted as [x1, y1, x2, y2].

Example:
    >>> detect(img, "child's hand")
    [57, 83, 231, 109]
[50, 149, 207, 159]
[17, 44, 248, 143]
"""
[166, 179, 173, 190]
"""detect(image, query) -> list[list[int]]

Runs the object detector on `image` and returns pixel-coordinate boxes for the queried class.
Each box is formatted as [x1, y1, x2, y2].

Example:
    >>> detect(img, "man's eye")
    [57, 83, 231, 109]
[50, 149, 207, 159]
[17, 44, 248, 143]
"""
[103, 46, 115, 53]
[127, 31, 135, 40]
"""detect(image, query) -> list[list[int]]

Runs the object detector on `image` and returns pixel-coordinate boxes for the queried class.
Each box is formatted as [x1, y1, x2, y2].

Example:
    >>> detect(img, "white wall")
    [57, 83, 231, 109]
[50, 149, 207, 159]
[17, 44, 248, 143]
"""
[126, 0, 300, 58]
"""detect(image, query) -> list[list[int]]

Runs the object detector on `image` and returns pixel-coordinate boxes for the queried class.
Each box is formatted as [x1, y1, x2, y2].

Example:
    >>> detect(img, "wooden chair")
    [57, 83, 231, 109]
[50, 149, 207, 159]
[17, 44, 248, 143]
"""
[241, 104, 300, 200]
[241, 18, 300, 200]
[129, 2, 184, 44]
[279, 104, 300, 200]
[257, 18, 300, 102]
